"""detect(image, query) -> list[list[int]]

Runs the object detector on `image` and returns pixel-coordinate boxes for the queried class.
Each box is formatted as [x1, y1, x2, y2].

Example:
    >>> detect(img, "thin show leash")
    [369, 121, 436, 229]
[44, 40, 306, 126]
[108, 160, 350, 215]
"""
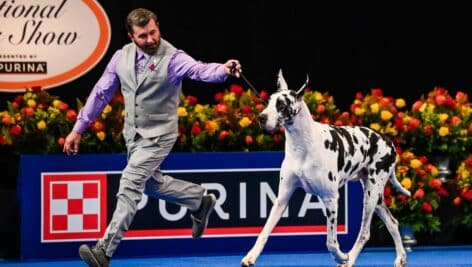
[230, 64, 267, 105]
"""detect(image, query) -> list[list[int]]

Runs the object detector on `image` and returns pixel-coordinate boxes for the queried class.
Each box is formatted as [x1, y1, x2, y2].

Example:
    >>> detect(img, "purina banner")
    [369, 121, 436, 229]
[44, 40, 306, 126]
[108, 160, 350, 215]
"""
[0, 0, 111, 92]
[18, 152, 362, 259]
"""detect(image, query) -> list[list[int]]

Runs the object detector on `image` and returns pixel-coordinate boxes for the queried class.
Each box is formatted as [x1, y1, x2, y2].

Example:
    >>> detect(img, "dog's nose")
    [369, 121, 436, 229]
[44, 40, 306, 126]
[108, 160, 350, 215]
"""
[258, 113, 268, 125]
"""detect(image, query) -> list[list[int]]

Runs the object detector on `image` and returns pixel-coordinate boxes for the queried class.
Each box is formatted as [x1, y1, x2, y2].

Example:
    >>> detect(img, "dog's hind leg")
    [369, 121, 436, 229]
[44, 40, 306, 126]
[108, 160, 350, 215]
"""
[375, 202, 407, 267]
[344, 176, 382, 267]
[320, 195, 349, 266]
[241, 176, 297, 267]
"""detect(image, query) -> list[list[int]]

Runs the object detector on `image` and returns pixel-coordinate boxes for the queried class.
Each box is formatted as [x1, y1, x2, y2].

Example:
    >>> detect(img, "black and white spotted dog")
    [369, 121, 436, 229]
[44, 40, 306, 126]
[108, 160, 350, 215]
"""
[241, 70, 411, 267]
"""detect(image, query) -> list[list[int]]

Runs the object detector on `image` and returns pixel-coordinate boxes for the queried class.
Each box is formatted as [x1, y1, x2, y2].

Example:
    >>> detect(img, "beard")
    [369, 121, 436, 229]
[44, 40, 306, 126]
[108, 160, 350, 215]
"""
[137, 39, 159, 55]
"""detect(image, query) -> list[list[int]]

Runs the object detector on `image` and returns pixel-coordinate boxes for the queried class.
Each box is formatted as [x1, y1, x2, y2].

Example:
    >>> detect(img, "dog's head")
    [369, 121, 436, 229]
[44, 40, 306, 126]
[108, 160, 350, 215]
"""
[258, 69, 309, 131]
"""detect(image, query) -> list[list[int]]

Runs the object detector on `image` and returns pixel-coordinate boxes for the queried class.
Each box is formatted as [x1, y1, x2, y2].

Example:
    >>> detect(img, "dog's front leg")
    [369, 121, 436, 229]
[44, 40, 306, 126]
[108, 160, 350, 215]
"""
[321, 196, 348, 266]
[241, 177, 297, 267]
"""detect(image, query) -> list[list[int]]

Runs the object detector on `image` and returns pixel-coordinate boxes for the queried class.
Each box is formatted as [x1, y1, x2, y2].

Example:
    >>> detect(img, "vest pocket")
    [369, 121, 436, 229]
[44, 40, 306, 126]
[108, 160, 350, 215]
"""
[147, 113, 169, 121]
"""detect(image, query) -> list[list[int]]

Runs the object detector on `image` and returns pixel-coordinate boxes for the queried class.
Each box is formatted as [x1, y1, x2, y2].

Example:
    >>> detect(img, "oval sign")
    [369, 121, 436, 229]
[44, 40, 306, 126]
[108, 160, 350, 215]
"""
[0, 0, 111, 92]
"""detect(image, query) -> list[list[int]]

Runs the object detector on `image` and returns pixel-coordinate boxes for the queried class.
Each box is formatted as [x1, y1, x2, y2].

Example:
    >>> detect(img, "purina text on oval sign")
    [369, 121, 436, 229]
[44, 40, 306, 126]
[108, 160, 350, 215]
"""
[0, 0, 111, 92]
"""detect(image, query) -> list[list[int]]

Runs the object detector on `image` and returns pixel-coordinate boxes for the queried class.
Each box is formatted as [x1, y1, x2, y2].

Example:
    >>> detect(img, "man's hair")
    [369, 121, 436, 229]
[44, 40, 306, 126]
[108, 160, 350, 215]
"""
[126, 8, 158, 34]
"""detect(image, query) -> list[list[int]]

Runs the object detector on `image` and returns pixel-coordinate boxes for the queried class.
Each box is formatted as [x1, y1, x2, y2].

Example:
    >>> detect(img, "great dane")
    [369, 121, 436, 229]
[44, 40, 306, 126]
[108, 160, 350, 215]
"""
[241, 70, 411, 267]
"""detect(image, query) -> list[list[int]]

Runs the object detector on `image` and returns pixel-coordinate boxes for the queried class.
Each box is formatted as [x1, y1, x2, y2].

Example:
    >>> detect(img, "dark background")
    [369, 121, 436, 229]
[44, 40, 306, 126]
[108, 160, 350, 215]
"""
[2, 2, 472, 111]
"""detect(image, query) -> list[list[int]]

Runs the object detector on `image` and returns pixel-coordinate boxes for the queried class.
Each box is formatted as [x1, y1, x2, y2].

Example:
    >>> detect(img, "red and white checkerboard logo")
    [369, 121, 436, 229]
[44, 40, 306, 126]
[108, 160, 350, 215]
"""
[42, 173, 107, 242]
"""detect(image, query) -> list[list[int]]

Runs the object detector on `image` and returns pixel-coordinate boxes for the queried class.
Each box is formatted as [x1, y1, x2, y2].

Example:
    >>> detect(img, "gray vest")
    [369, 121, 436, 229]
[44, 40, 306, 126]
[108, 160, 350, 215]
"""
[116, 39, 180, 141]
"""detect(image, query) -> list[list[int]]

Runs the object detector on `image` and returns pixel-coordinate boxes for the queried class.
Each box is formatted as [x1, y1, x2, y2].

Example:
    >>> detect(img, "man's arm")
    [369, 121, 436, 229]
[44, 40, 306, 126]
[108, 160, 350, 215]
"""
[72, 50, 122, 134]
[167, 50, 241, 85]
[64, 50, 121, 155]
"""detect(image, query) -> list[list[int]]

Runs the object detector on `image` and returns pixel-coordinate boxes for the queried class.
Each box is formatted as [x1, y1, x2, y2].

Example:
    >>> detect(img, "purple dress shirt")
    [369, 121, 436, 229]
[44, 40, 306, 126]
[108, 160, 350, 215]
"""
[72, 46, 228, 134]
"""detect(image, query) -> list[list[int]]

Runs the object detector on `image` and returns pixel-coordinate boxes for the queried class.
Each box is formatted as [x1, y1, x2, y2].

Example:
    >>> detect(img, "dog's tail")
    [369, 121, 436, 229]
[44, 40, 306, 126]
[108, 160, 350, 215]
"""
[389, 172, 412, 197]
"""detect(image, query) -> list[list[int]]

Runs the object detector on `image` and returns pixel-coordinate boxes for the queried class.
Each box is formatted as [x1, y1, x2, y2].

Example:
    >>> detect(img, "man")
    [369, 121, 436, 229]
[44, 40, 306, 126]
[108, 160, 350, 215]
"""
[63, 8, 242, 267]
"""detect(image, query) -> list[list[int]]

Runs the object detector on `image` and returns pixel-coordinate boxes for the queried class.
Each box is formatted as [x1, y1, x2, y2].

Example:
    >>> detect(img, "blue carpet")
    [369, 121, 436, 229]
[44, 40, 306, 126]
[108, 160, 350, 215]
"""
[1, 246, 471, 266]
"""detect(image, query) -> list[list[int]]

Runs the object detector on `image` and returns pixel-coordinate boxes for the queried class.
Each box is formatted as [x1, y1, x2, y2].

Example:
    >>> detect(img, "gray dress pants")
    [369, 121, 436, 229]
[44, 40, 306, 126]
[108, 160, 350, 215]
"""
[97, 133, 204, 257]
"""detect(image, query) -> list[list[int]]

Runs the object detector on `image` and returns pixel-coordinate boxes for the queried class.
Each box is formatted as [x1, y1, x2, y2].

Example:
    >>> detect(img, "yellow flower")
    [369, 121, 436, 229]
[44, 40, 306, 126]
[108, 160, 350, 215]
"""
[460, 169, 469, 180]
[52, 99, 62, 108]
[223, 92, 236, 102]
[354, 107, 365, 116]
[121, 110, 125, 118]
[419, 103, 427, 112]
[37, 120, 46, 130]
[438, 126, 449, 136]
[27, 99, 36, 108]
[314, 91, 323, 101]
[206, 120, 219, 134]
[178, 107, 188, 117]
[395, 98, 406, 108]
[239, 117, 252, 128]
[410, 159, 422, 169]
[401, 178, 412, 190]
[431, 166, 438, 177]
[370, 123, 381, 132]
[370, 103, 379, 114]
[103, 105, 112, 114]
[380, 110, 393, 121]
[97, 131, 106, 141]
[194, 104, 204, 113]
[438, 113, 448, 123]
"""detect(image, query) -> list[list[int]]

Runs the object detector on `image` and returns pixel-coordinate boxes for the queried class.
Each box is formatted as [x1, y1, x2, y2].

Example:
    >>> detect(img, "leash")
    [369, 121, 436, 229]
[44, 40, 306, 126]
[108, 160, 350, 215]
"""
[230, 64, 267, 104]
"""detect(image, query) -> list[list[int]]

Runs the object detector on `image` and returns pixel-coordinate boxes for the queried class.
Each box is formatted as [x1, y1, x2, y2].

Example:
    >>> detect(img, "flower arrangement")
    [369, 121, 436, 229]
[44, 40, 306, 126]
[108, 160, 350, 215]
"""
[384, 150, 448, 233]
[303, 88, 352, 126]
[349, 88, 407, 140]
[398, 87, 472, 161]
[452, 154, 472, 227]
[174, 84, 282, 152]
[0, 87, 77, 154]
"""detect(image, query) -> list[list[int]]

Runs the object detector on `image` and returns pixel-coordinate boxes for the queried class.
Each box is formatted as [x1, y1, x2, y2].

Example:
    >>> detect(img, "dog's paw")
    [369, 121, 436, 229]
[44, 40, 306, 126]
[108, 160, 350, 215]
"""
[241, 255, 255, 267]
[394, 256, 407, 267]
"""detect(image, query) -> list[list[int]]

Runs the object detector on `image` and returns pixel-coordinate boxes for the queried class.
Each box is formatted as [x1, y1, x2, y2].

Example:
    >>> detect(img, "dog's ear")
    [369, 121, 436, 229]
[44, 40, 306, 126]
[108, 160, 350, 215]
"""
[277, 69, 288, 91]
[295, 74, 309, 99]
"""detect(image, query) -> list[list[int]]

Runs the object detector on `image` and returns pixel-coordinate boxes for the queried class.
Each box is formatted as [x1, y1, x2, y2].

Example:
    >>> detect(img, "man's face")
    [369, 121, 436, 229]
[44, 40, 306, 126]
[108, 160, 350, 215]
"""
[128, 19, 161, 55]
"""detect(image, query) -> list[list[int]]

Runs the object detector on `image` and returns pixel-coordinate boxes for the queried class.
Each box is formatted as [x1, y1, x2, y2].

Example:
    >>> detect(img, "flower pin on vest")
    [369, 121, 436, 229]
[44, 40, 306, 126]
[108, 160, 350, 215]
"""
[149, 59, 157, 71]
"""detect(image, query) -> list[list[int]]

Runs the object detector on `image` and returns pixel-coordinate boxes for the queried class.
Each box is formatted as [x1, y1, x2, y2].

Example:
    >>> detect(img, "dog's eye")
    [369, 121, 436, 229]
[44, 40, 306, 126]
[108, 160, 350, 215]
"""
[276, 99, 286, 112]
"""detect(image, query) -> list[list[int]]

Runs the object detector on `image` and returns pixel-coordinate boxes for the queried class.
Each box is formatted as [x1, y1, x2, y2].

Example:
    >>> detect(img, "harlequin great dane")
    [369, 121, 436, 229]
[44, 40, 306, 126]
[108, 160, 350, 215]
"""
[241, 70, 411, 267]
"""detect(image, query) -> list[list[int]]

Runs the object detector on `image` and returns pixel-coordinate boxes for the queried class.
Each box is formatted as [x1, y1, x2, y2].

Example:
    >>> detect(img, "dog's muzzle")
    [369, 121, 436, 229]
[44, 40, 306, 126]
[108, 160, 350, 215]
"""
[258, 113, 268, 128]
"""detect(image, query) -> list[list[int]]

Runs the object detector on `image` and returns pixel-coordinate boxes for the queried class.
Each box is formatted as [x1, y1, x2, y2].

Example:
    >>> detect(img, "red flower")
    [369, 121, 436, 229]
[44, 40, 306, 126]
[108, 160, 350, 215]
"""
[461, 190, 472, 201]
[187, 95, 198, 106]
[10, 125, 22, 136]
[191, 123, 201, 136]
[66, 109, 77, 122]
[240, 105, 251, 115]
[215, 103, 228, 114]
[230, 84, 244, 97]
[245, 135, 253, 145]
[260, 90, 269, 101]
[218, 130, 229, 140]
[214, 92, 224, 102]
[371, 88, 383, 97]
[422, 202, 433, 213]
[413, 188, 424, 199]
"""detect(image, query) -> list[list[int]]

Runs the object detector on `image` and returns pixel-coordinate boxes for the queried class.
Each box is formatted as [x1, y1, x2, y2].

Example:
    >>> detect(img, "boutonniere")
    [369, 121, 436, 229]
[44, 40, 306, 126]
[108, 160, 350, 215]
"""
[149, 59, 157, 71]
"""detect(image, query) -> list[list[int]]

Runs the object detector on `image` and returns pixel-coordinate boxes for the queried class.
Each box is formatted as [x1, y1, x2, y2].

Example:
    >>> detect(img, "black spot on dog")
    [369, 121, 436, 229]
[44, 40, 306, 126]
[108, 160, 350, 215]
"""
[367, 190, 371, 197]
[328, 171, 336, 182]
[326, 128, 345, 172]
[369, 178, 376, 185]
[349, 162, 360, 175]
[326, 209, 332, 218]
[353, 135, 358, 144]
[280, 176, 284, 181]
[344, 160, 352, 173]
[330, 218, 335, 224]
[377, 193, 383, 205]
[366, 132, 380, 164]
[324, 140, 330, 150]
[333, 127, 355, 156]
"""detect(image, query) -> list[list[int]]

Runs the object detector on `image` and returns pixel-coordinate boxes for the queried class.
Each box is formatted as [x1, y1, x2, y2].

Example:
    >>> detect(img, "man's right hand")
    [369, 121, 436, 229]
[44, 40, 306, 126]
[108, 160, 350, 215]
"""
[63, 131, 82, 155]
